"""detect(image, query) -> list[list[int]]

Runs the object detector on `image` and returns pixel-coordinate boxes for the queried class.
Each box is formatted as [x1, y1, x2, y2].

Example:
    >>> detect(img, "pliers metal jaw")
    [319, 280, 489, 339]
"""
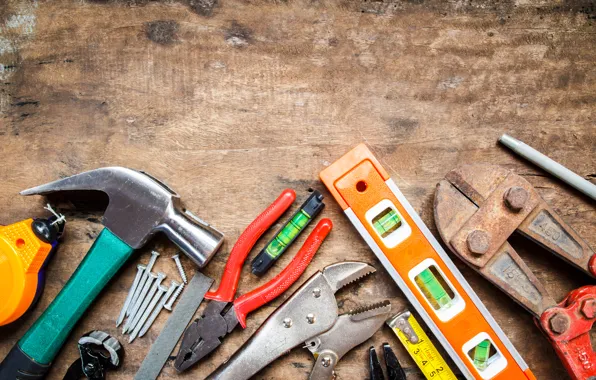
[306, 300, 391, 380]
[62, 331, 122, 380]
[206, 262, 391, 380]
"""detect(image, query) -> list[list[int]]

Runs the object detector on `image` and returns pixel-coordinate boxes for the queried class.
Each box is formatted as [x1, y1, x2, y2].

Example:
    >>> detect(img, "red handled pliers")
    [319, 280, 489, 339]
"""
[174, 189, 332, 372]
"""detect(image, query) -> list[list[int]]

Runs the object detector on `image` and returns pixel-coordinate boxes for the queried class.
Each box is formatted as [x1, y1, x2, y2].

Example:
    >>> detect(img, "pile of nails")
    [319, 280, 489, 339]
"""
[116, 251, 187, 343]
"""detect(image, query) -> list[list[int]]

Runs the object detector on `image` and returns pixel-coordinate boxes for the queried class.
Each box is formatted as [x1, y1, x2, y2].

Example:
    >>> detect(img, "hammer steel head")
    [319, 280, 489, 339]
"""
[21, 167, 224, 268]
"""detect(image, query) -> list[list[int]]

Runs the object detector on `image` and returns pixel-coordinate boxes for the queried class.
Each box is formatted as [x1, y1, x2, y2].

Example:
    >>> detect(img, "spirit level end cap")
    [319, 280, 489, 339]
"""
[320, 144, 389, 210]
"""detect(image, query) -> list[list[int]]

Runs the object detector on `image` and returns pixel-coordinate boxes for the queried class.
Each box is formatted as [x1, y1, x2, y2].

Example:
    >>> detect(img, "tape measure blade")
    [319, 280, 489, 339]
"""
[408, 314, 458, 380]
[391, 312, 459, 380]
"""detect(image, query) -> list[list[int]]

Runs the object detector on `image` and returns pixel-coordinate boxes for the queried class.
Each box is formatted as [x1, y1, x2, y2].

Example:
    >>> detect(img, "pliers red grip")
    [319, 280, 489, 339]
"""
[174, 190, 332, 373]
[205, 189, 296, 303]
[233, 218, 332, 328]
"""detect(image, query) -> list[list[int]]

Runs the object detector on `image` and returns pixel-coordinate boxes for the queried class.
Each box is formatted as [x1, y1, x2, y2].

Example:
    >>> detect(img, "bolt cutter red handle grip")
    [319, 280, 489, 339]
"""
[538, 285, 596, 380]
[233, 218, 333, 328]
[206, 189, 296, 303]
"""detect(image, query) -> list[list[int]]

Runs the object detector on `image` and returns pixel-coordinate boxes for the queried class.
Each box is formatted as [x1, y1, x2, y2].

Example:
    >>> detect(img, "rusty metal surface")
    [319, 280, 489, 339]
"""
[480, 244, 555, 317]
[438, 164, 595, 273]
[449, 172, 541, 268]
[519, 202, 594, 274]
[444, 165, 510, 205]
[434, 164, 596, 317]
[435, 178, 555, 317]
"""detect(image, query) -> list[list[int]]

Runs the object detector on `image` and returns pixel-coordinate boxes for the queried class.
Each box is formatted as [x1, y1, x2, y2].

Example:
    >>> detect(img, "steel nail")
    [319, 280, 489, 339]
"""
[128, 272, 166, 334]
[129, 283, 168, 343]
[124, 271, 158, 334]
[126, 251, 160, 317]
[117, 264, 146, 327]
[138, 280, 180, 339]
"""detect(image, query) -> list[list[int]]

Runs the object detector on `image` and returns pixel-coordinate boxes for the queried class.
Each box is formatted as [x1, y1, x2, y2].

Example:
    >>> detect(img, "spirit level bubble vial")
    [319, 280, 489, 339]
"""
[320, 144, 534, 380]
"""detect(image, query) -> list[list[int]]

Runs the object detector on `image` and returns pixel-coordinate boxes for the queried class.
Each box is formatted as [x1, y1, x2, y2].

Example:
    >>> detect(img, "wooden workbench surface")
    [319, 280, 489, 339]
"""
[0, 0, 594, 378]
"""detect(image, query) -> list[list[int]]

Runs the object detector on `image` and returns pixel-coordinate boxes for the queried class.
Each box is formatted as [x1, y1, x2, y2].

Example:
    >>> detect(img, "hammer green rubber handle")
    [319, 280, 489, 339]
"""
[19, 228, 133, 365]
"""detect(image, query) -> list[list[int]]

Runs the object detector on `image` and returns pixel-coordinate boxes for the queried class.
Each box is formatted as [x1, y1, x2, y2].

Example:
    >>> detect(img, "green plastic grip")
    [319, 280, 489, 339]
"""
[19, 228, 134, 364]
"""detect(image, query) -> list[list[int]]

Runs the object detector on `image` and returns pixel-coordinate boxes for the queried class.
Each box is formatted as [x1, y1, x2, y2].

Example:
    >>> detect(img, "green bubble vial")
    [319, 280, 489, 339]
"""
[265, 210, 311, 259]
[415, 268, 452, 310]
[473, 339, 492, 370]
[372, 208, 402, 238]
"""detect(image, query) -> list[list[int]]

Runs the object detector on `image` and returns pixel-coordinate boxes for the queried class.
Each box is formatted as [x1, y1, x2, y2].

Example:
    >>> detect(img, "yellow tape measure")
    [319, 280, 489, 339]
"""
[387, 310, 458, 380]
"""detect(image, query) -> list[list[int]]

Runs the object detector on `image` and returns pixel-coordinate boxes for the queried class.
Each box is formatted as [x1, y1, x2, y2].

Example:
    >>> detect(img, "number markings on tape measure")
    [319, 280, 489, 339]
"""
[387, 310, 458, 380]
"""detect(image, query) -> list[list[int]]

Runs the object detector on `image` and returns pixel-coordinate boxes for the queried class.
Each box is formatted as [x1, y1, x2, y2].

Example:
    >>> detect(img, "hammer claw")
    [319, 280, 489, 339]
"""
[21, 167, 126, 195]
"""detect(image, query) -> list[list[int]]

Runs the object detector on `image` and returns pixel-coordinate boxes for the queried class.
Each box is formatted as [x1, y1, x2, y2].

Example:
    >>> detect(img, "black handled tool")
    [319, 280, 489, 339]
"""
[251, 190, 324, 275]
[62, 331, 122, 380]
[370, 343, 406, 380]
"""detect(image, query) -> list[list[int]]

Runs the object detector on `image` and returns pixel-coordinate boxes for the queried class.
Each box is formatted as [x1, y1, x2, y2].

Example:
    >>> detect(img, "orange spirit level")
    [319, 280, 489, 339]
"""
[320, 144, 534, 380]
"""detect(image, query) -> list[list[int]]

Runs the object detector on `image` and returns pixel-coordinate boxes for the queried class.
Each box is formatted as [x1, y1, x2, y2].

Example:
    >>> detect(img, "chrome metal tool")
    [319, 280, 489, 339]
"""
[0, 167, 224, 380]
[174, 218, 332, 372]
[206, 262, 391, 380]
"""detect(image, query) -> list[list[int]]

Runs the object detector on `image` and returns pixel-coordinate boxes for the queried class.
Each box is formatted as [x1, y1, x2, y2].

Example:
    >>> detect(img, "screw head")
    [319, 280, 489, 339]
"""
[313, 288, 321, 298]
[306, 313, 316, 324]
[321, 356, 331, 367]
[549, 313, 570, 335]
[283, 318, 293, 328]
[581, 299, 596, 319]
[467, 230, 491, 255]
[504, 186, 529, 211]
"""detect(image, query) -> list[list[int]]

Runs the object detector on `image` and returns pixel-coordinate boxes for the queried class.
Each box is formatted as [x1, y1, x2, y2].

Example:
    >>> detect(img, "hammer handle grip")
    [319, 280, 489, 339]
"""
[15, 228, 133, 366]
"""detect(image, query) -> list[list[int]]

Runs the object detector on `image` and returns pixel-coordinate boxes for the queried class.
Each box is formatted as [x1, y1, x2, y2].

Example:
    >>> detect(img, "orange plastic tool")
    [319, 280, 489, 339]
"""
[320, 144, 535, 380]
[0, 215, 65, 326]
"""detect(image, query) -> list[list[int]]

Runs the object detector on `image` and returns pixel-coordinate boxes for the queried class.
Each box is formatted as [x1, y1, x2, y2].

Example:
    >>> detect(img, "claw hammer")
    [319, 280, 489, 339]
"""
[0, 167, 224, 379]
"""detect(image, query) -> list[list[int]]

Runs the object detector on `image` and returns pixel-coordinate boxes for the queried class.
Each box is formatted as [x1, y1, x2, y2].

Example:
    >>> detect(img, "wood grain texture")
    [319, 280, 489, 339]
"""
[0, 0, 594, 379]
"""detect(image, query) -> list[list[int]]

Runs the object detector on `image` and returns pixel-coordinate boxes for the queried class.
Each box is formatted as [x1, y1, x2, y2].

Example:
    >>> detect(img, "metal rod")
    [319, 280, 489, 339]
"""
[499, 134, 596, 201]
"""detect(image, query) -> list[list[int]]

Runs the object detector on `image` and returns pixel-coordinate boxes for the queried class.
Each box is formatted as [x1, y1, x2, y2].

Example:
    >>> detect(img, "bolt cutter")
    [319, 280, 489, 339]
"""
[435, 164, 596, 380]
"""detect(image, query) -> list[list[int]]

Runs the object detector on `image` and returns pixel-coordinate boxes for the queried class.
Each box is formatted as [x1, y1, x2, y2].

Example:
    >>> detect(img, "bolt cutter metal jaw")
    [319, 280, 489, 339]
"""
[434, 164, 596, 380]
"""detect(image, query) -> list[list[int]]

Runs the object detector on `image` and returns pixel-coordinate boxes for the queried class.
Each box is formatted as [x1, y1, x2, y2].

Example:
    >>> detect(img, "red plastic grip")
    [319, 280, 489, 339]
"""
[538, 285, 596, 380]
[232, 218, 333, 328]
[589, 255, 596, 277]
[205, 189, 296, 302]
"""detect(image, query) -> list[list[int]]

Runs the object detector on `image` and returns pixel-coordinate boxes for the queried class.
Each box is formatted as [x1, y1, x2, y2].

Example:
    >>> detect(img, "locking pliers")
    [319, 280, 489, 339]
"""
[62, 331, 122, 380]
[206, 262, 391, 380]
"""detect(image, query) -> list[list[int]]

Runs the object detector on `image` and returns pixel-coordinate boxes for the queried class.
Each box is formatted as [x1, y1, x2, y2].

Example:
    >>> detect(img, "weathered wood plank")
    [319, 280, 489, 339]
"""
[0, 0, 594, 378]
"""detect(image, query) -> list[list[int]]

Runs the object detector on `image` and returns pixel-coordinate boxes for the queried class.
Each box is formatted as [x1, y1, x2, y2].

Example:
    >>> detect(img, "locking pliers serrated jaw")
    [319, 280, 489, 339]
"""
[306, 300, 392, 380]
[206, 262, 391, 380]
